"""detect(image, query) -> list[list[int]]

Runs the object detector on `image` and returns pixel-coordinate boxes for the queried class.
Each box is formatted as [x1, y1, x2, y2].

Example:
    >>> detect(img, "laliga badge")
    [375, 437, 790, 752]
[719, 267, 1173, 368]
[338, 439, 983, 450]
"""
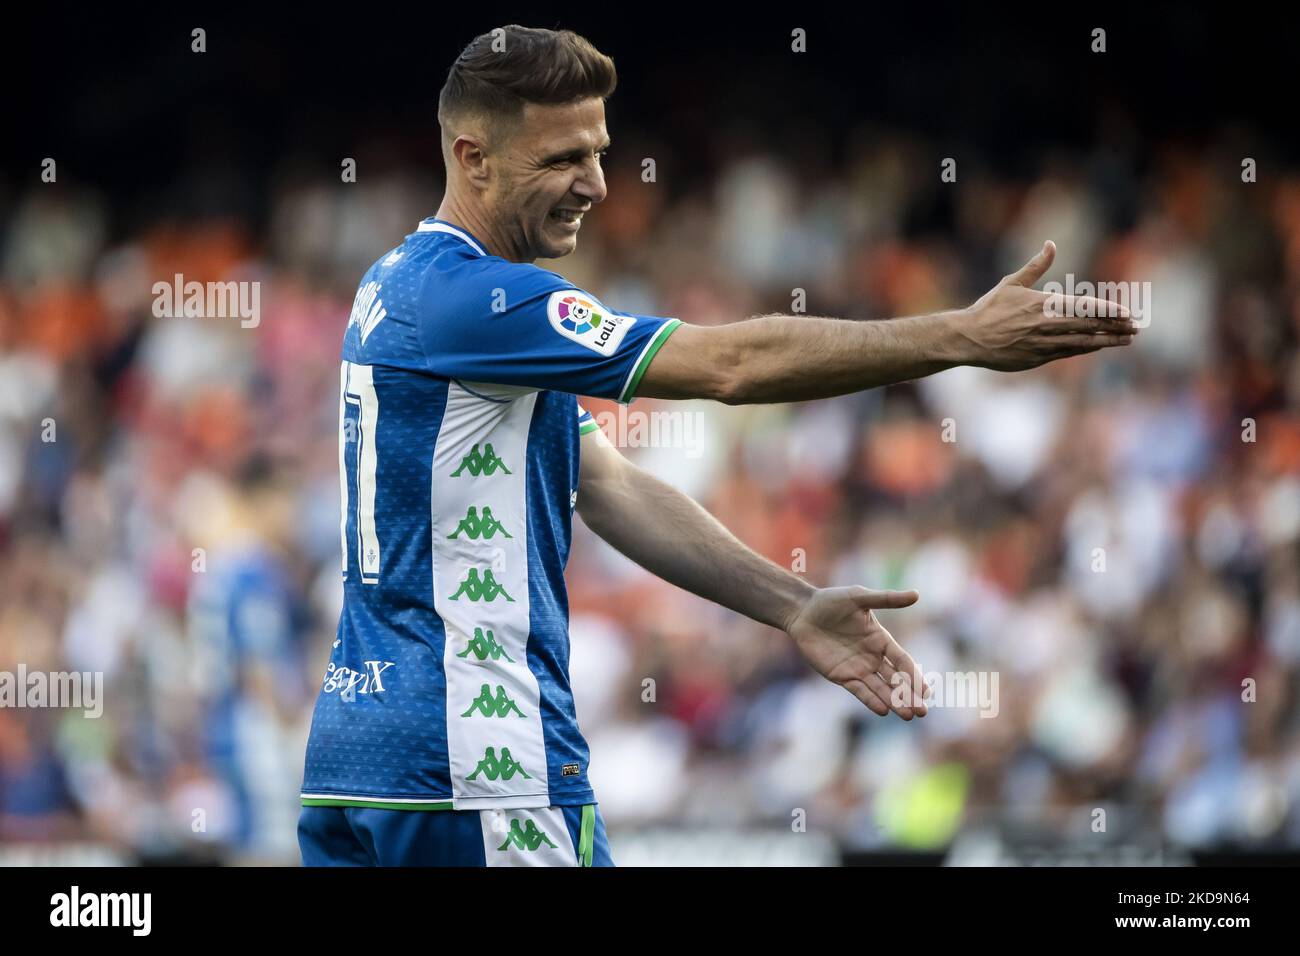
[547, 290, 635, 355]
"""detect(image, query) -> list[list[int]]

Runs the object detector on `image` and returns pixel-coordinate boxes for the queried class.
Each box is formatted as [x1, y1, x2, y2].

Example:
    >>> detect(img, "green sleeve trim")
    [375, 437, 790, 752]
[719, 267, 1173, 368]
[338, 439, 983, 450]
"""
[618, 318, 682, 404]
[578, 420, 600, 435]
[578, 804, 596, 866]
[301, 797, 454, 811]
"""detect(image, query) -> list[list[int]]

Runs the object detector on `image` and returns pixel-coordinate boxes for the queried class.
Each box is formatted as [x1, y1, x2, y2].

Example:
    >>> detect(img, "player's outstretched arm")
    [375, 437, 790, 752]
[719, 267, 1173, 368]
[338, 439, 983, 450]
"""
[576, 426, 928, 718]
[634, 241, 1137, 404]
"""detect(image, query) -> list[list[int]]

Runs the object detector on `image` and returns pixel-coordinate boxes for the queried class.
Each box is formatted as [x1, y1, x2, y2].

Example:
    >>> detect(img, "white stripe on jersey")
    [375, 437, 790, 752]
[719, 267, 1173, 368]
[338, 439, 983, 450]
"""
[347, 363, 383, 584]
[338, 361, 350, 578]
[433, 380, 550, 809]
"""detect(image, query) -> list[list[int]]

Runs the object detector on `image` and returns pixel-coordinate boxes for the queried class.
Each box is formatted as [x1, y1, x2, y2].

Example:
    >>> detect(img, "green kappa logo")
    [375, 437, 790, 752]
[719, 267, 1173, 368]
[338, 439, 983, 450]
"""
[461, 683, 527, 718]
[457, 627, 515, 663]
[449, 568, 515, 603]
[467, 746, 531, 782]
[447, 505, 512, 540]
[451, 443, 512, 477]
[498, 818, 558, 852]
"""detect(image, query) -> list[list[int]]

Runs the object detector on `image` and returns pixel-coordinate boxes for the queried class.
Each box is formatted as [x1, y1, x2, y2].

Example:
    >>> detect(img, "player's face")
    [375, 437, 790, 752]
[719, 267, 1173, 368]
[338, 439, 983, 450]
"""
[489, 97, 609, 260]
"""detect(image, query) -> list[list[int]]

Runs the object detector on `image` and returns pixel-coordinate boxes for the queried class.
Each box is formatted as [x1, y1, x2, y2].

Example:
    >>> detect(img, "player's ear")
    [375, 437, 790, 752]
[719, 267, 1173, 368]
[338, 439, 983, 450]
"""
[451, 134, 491, 188]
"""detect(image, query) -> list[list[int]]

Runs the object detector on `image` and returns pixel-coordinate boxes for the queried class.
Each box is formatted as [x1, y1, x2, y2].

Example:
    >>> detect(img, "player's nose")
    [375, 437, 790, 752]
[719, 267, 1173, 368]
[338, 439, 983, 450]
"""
[573, 161, 607, 204]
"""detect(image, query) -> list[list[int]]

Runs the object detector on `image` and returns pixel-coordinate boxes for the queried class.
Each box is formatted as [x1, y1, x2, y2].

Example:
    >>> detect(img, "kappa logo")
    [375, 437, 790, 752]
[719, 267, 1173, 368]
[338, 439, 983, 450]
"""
[458, 627, 516, 663]
[461, 683, 527, 718]
[466, 746, 531, 782]
[498, 818, 558, 852]
[449, 567, 515, 603]
[451, 443, 512, 477]
[447, 505, 512, 540]
[547, 289, 635, 356]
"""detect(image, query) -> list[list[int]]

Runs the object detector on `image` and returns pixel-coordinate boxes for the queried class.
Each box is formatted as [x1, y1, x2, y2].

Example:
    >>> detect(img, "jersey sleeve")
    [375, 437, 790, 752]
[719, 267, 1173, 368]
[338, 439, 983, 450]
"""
[576, 404, 600, 435]
[417, 258, 680, 403]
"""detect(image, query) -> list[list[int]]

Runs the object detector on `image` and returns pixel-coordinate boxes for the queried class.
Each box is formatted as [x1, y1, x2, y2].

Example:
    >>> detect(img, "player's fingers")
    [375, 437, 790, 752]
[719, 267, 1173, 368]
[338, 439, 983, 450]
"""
[881, 633, 921, 677]
[864, 671, 917, 720]
[873, 665, 925, 717]
[843, 678, 891, 717]
[850, 587, 920, 611]
[1042, 294, 1131, 320]
[1047, 333, 1136, 351]
[878, 655, 897, 682]
[1047, 344, 1105, 362]
[879, 659, 929, 716]
[1005, 240, 1056, 288]
[1039, 314, 1138, 335]
[881, 637, 928, 702]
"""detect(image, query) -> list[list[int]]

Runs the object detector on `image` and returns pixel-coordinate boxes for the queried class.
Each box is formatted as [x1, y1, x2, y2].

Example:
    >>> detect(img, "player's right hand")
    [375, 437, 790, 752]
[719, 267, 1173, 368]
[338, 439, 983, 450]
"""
[956, 240, 1138, 371]
[785, 585, 930, 720]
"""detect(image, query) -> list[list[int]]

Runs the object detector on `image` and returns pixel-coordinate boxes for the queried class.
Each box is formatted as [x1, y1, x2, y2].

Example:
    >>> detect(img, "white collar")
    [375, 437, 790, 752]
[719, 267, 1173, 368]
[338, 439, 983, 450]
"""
[415, 220, 487, 256]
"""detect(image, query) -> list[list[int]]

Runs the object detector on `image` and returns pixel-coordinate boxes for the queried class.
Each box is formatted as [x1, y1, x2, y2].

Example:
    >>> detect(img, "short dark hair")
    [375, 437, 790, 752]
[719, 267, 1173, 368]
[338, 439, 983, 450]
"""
[438, 26, 617, 144]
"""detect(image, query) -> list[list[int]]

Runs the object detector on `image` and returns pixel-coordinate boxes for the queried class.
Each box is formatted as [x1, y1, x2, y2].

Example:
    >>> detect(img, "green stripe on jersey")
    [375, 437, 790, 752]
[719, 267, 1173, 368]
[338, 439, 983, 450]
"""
[301, 797, 454, 811]
[619, 319, 682, 404]
[578, 804, 596, 866]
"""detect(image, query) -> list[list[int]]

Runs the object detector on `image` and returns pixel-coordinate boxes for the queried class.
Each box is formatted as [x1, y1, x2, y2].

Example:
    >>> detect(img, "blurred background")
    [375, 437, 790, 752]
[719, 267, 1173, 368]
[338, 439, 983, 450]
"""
[3, 6, 1300, 865]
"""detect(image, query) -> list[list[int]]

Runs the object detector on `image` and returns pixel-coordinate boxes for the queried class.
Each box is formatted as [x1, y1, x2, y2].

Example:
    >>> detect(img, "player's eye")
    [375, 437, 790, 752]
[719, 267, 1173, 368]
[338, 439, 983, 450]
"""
[548, 149, 606, 170]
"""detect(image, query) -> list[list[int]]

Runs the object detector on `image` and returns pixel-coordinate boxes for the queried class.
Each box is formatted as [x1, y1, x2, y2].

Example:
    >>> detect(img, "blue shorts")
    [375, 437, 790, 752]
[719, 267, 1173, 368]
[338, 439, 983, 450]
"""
[298, 802, 614, 867]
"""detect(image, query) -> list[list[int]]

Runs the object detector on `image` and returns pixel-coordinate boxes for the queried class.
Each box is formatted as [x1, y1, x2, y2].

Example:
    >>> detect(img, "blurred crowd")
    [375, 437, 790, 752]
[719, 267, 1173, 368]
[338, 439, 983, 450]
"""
[1, 126, 1299, 864]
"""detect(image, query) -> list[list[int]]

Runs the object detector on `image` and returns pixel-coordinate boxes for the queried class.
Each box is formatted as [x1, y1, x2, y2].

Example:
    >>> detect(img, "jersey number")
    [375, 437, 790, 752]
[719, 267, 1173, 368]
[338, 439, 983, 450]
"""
[340, 361, 381, 583]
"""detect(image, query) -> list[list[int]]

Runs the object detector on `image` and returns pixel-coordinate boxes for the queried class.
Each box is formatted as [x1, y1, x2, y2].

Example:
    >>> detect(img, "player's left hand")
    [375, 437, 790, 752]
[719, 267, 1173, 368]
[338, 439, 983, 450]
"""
[785, 586, 929, 719]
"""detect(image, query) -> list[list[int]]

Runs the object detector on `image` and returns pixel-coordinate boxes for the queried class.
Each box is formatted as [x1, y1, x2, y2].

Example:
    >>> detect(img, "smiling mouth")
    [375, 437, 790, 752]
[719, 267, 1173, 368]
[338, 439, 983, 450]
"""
[550, 209, 585, 225]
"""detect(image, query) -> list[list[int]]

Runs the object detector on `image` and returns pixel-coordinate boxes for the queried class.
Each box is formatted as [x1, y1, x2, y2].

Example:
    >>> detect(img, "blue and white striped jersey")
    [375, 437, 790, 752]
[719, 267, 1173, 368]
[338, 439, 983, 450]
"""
[301, 218, 680, 810]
